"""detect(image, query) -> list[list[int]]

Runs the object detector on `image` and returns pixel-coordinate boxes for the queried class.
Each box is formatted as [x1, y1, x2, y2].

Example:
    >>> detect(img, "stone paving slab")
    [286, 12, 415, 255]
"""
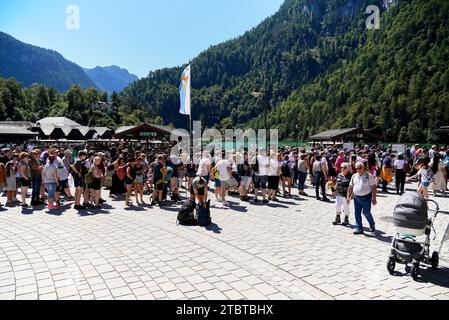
[0, 181, 448, 300]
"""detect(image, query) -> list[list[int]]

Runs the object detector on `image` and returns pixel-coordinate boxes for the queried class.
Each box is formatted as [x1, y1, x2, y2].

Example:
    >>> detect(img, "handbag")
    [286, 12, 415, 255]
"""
[226, 177, 239, 188]
[104, 175, 113, 188]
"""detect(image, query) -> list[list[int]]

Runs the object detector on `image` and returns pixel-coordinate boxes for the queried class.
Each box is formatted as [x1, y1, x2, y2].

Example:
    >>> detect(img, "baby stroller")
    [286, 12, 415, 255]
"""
[387, 192, 444, 281]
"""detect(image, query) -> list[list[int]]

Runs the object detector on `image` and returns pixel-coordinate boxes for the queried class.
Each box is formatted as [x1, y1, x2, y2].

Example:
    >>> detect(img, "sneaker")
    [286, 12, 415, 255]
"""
[262, 200, 269, 204]
[342, 218, 350, 226]
[353, 229, 364, 235]
[22, 203, 29, 208]
[332, 216, 341, 226]
[370, 226, 376, 233]
[252, 198, 259, 203]
[66, 197, 75, 201]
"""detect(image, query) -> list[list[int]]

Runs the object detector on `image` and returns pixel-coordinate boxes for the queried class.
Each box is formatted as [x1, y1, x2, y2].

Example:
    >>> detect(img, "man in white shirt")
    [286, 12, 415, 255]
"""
[196, 152, 211, 183]
[252, 148, 270, 203]
[215, 153, 232, 204]
[347, 162, 377, 235]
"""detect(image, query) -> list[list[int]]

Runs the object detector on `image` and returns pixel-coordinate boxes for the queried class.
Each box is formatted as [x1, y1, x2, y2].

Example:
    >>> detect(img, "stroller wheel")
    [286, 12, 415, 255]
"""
[387, 257, 396, 275]
[411, 262, 420, 281]
[431, 252, 439, 270]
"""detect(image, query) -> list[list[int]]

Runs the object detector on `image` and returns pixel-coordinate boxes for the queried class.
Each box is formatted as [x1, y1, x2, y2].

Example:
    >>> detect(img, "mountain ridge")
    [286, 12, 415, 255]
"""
[84, 65, 139, 96]
[0, 31, 97, 92]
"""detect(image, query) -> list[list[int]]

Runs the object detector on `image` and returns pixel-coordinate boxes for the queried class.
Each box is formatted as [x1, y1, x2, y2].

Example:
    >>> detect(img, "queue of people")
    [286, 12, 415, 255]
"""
[0, 143, 448, 235]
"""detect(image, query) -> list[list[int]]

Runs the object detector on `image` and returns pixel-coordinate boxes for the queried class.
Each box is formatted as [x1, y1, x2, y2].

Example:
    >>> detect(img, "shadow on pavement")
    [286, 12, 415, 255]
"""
[267, 203, 289, 209]
[390, 265, 449, 288]
[205, 223, 222, 234]
[78, 209, 110, 217]
[363, 229, 393, 244]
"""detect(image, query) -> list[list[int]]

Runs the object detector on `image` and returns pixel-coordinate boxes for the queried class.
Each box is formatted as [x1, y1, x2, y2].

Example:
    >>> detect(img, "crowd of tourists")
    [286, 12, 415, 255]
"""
[0, 143, 448, 235]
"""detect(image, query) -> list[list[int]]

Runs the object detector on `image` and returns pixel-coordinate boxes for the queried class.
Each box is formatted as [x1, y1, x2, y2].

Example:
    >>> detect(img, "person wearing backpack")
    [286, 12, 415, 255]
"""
[109, 157, 127, 198]
[312, 154, 329, 202]
[71, 151, 87, 210]
[252, 148, 270, 204]
[332, 163, 352, 226]
[268, 151, 280, 202]
[237, 151, 252, 202]
[297, 153, 310, 196]
[280, 155, 292, 198]
[42, 154, 59, 210]
[152, 155, 165, 207]
[89, 156, 104, 209]
[82, 152, 95, 208]
[124, 158, 136, 207]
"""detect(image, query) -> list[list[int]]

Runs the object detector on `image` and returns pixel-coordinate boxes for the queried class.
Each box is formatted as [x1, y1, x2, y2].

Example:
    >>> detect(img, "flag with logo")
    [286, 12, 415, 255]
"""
[179, 65, 191, 115]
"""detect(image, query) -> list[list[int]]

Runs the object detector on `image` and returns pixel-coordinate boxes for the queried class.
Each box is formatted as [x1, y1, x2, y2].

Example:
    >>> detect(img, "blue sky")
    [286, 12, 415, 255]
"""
[0, 0, 284, 78]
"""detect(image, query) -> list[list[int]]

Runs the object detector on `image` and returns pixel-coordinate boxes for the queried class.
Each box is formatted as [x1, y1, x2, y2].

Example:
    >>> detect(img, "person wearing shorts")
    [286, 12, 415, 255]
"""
[267, 151, 280, 201]
[43, 154, 59, 209]
[238, 152, 253, 202]
[190, 176, 208, 205]
[90, 157, 104, 209]
[125, 158, 136, 207]
[19, 152, 31, 208]
[252, 149, 270, 203]
[152, 155, 165, 206]
[71, 151, 87, 210]
[215, 154, 232, 204]
[133, 158, 145, 205]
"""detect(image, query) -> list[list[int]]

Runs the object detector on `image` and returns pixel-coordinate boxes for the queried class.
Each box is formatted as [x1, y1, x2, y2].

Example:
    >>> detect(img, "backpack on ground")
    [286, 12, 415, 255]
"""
[196, 200, 212, 227]
[177, 199, 198, 226]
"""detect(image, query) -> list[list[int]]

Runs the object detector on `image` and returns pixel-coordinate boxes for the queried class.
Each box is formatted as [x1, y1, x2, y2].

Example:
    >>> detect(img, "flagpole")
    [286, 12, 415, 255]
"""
[189, 64, 193, 162]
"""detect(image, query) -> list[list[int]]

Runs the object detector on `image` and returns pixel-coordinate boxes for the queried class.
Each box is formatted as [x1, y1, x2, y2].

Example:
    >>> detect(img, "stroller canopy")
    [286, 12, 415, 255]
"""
[393, 192, 429, 232]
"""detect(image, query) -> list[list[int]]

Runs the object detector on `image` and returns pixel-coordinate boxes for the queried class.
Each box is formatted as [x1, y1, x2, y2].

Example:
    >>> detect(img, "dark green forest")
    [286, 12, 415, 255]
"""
[0, 77, 160, 128]
[121, 0, 449, 143]
[2, 0, 448, 143]
[249, 0, 449, 143]
[0, 32, 97, 92]
[123, 0, 377, 130]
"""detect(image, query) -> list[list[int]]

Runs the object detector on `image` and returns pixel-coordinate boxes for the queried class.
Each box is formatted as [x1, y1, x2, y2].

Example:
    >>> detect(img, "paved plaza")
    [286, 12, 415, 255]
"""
[0, 181, 448, 300]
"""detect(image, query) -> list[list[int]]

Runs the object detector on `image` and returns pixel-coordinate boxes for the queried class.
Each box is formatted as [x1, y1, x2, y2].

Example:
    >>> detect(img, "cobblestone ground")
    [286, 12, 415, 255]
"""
[0, 181, 448, 300]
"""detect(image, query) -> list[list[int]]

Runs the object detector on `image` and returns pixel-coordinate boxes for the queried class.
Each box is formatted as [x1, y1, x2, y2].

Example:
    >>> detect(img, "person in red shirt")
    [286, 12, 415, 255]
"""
[335, 151, 345, 174]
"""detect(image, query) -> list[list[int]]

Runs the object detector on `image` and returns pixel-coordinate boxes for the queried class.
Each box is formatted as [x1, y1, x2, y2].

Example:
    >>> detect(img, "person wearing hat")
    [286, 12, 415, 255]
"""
[333, 163, 352, 226]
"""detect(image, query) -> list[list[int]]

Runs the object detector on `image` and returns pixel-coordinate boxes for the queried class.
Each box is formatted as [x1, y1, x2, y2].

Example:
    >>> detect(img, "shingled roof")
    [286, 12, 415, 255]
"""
[310, 128, 382, 141]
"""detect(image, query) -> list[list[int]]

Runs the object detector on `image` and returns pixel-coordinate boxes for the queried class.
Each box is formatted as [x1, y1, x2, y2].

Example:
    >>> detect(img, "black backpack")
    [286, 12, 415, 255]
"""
[197, 200, 212, 227]
[281, 161, 291, 177]
[252, 158, 259, 175]
[177, 199, 198, 226]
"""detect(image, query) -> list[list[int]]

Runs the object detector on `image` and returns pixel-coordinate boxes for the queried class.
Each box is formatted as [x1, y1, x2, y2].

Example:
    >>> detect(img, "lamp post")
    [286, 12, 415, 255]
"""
[252, 91, 267, 129]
